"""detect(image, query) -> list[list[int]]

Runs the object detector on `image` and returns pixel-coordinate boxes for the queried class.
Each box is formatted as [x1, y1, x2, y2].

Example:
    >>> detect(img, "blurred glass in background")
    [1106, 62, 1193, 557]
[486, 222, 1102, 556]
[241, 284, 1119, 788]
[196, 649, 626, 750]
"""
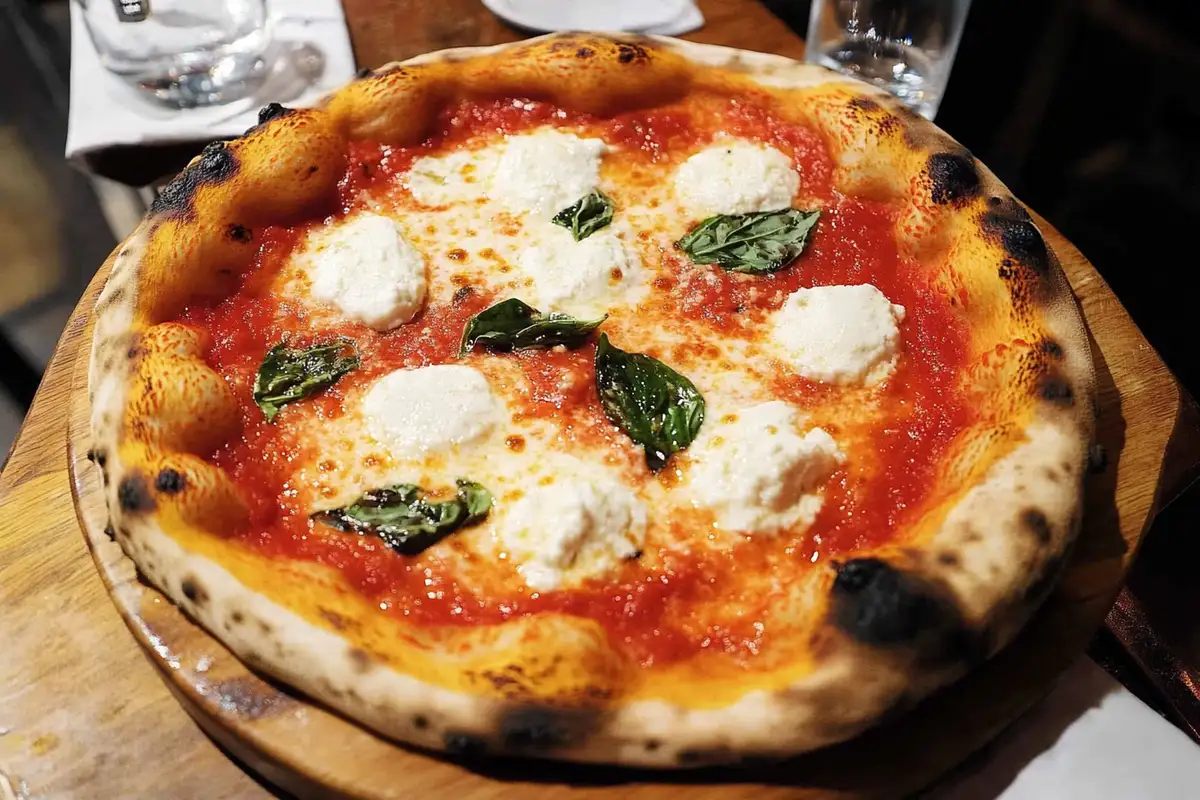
[806, 0, 972, 119]
[73, 0, 270, 107]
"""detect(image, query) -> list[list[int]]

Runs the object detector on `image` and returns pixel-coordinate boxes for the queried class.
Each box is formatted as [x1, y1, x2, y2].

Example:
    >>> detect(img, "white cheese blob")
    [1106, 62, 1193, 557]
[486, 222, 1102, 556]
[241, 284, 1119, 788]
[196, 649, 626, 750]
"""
[498, 476, 648, 591]
[361, 365, 500, 454]
[772, 284, 906, 385]
[688, 401, 844, 534]
[493, 129, 608, 217]
[516, 224, 646, 316]
[305, 214, 427, 331]
[403, 148, 499, 207]
[674, 143, 800, 217]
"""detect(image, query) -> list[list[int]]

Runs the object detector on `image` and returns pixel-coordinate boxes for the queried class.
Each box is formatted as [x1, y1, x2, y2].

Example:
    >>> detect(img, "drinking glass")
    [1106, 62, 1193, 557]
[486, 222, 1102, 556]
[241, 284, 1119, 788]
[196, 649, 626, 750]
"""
[74, 0, 271, 108]
[806, 0, 972, 120]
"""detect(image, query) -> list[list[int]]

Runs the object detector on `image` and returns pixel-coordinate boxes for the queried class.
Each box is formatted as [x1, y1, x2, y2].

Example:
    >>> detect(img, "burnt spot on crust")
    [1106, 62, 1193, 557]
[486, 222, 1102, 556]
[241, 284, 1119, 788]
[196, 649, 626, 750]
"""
[154, 468, 186, 494]
[230, 611, 245, 625]
[355, 67, 373, 79]
[980, 208, 1051, 277]
[616, 41, 650, 64]
[180, 575, 209, 606]
[576, 47, 595, 58]
[1021, 509, 1053, 544]
[1089, 443, 1108, 474]
[848, 96, 881, 113]
[937, 551, 960, 567]
[256, 103, 293, 125]
[117, 473, 156, 513]
[226, 224, 252, 243]
[644, 738, 661, 752]
[413, 714, 429, 730]
[678, 748, 735, 766]
[347, 647, 376, 674]
[103, 523, 116, 540]
[499, 707, 574, 750]
[444, 732, 487, 758]
[87, 448, 108, 468]
[1038, 338, 1064, 360]
[831, 558, 980, 663]
[150, 142, 237, 217]
[1039, 374, 1075, 406]
[927, 152, 981, 206]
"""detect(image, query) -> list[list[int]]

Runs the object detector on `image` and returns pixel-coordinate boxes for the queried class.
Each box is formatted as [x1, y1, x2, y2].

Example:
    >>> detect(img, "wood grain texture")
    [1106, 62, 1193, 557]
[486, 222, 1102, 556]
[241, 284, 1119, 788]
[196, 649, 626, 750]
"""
[0, 3, 1196, 797]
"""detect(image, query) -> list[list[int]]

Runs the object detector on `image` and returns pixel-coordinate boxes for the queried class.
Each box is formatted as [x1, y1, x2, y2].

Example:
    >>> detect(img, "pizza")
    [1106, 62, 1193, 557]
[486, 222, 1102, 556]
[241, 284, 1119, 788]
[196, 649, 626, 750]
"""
[88, 34, 1095, 767]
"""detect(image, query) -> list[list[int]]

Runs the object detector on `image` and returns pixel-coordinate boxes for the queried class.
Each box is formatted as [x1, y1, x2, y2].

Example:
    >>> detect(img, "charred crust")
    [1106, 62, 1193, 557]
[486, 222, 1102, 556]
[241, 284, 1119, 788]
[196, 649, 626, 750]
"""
[226, 224, 252, 243]
[927, 152, 981, 206]
[937, 551, 960, 567]
[103, 523, 116, 540]
[154, 468, 186, 494]
[180, 575, 209, 606]
[831, 558, 979, 662]
[231, 611, 245, 624]
[848, 97, 881, 112]
[117, 474, 155, 513]
[980, 211, 1050, 276]
[87, 448, 107, 468]
[151, 142, 237, 216]
[576, 47, 595, 58]
[1088, 443, 1108, 474]
[1039, 375, 1075, 405]
[444, 732, 487, 758]
[347, 647, 375, 674]
[355, 67, 373, 79]
[1038, 338, 1064, 360]
[616, 41, 649, 64]
[644, 738, 661, 752]
[500, 708, 573, 750]
[413, 714, 429, 730]
[256, 103, 293, 125]
[1022, 509, 1053, 544]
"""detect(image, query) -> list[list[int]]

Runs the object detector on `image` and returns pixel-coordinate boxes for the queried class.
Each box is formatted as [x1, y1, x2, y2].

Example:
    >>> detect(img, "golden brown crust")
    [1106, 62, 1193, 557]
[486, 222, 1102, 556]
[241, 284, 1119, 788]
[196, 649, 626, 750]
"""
[89, 33, 1095, 767]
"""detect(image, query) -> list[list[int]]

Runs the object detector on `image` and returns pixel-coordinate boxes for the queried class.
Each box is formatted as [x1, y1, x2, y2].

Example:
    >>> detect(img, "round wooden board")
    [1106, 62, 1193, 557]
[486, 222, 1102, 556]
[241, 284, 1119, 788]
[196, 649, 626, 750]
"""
[65, 224, 1174, 799]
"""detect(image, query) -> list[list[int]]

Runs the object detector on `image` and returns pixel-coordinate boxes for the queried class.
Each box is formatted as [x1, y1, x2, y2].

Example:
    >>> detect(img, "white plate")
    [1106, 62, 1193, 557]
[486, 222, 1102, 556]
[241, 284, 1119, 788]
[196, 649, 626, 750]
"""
[480, 0, 689, 33]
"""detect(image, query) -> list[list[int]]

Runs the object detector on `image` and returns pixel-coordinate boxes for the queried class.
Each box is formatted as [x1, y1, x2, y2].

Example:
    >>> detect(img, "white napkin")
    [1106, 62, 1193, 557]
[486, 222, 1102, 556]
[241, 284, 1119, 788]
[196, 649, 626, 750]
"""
[480, 0, 704, 36]
[929, 658, 1200, 799]
[65, 0, 356, 160]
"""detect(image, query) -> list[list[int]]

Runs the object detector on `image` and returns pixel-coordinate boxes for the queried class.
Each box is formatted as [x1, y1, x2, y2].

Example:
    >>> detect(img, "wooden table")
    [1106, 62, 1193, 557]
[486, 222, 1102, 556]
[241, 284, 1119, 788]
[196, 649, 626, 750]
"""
[3, 2, 1198, 797]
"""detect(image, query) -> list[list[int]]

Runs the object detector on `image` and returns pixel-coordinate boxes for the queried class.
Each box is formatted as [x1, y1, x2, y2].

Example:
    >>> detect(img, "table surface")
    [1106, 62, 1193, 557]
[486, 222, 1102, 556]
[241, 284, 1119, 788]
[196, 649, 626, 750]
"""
[4, 2, 1200, 798]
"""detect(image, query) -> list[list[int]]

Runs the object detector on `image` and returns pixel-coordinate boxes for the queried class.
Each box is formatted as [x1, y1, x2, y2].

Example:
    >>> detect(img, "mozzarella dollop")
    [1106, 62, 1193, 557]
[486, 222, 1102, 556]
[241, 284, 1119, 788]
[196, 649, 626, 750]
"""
[674, 143, 800, 216]
[492, 129, 608, 216]
[688, 401, 844, 534]
[498, 476, 647, 591]
[516, 224, 645, 316]
[772, 284, 906, 385]
[362, 365, 500, 454]
[305, 214, 427, 330]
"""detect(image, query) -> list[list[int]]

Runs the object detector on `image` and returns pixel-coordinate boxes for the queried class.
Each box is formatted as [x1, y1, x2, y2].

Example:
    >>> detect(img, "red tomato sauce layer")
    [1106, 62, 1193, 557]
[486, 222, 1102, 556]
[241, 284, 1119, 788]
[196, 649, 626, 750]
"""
[177, 95, 974, 668]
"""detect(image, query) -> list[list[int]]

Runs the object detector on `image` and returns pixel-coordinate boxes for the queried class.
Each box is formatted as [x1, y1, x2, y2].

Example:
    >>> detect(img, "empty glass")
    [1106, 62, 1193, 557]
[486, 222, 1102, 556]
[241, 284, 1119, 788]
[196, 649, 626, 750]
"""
[74, 0, 271, 108]
[806, 0, 972, 120]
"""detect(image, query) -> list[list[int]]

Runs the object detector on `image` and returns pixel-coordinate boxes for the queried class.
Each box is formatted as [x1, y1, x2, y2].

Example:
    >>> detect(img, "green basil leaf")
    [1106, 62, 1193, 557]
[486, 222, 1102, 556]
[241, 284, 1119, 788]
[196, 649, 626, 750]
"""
[313, 479, 493, 556]
[675, 208, 820, 274]
[253, 338, 360, 421]
[459, 298, 606, 355]
[551, 190, 615, 241]
[594, 333, 705, 471]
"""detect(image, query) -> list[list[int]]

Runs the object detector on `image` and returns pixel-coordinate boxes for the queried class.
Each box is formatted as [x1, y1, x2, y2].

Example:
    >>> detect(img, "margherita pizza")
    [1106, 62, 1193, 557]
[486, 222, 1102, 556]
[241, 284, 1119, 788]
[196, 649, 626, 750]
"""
[89, 34, 1095, 766]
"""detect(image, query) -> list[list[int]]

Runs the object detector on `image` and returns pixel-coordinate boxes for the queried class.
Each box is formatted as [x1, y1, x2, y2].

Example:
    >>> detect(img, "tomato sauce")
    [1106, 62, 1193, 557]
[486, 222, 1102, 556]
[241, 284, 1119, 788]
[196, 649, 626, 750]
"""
[176, 94, 974, 668]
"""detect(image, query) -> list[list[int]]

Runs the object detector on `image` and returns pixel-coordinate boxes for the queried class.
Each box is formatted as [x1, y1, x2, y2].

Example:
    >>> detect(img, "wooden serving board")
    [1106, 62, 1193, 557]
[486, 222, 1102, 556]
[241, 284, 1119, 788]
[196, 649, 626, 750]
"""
[40, 218, 1192, 799]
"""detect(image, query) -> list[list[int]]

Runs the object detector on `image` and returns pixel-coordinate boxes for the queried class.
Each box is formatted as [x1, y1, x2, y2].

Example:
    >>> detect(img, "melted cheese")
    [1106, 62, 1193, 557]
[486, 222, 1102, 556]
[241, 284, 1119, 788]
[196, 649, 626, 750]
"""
[772, 284, 906, 385]
[515, 222, 647, 316]
[492, 129, 608, 217]
[674, 143, 800, 217]
[688, 401, 844, 534]
[498, 465, 648, 591]
[304, 214, 427, 330]
[361, 365, 501, 454]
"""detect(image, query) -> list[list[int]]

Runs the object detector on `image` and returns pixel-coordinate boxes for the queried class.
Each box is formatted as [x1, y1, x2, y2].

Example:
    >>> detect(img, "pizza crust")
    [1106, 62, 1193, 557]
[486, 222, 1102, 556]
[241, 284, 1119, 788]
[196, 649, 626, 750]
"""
[89, 34, 1095, 767]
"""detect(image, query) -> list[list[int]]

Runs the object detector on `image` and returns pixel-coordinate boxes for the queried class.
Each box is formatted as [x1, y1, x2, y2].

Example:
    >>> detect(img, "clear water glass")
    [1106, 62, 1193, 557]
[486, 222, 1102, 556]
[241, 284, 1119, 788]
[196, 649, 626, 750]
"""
[75, 0, 271, 108]
[806, 0, 972, 120]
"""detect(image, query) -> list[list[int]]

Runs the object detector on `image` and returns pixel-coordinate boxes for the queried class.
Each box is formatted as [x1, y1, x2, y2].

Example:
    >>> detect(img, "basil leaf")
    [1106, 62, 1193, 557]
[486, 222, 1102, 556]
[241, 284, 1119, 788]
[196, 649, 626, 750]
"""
[551, 190, 615, 241]
[594, 333, 705, 471]
[675, 208, 820, 274]
[313, 479, 493, 556]
[459, 298, 606, 355]
[253, 338, 360, 421]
